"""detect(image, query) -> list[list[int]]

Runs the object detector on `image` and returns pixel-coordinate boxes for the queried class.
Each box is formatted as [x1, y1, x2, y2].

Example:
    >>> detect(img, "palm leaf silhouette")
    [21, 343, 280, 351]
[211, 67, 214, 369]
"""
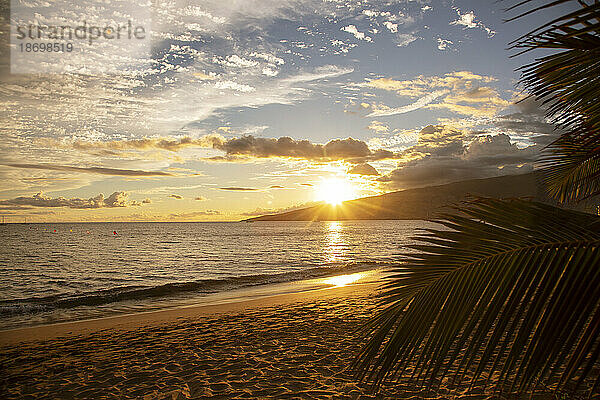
[355, 199, 600, 394]
[509, 0, 600, 202]
[540, 127, 600, 202]
[354, 1, 600, 396]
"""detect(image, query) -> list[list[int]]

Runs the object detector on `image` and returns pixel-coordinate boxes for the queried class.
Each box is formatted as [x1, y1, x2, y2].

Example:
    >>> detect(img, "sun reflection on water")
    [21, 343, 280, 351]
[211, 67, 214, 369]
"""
[322, 272, 366, 287]
[325, 221, 345, 262]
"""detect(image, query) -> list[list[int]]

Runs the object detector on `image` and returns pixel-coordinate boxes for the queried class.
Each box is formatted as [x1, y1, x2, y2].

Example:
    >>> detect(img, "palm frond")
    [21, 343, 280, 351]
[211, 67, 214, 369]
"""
[539, 123, 600, 202]
[355, 198, 600, 396]
[507, 0, 600, 202]
[514, 14, 600, 131]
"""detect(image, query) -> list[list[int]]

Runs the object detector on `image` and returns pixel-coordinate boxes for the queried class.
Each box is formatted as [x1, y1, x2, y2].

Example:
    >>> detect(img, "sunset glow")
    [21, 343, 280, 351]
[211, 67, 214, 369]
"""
[1, 1, 555, 223]
[315, 178, 358, 205]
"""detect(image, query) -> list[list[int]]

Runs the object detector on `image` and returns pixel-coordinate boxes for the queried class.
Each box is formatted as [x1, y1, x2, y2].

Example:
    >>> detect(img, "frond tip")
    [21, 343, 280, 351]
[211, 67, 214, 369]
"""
[355, 198, 600, 397]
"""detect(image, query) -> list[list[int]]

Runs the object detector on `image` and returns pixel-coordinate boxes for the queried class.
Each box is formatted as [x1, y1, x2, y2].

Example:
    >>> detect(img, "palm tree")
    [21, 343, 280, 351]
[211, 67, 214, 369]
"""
[354, 1, 600, 396]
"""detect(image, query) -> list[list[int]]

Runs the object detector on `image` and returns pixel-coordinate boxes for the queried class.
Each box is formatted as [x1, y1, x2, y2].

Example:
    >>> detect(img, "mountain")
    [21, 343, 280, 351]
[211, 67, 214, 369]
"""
[243, 172, 596, 222]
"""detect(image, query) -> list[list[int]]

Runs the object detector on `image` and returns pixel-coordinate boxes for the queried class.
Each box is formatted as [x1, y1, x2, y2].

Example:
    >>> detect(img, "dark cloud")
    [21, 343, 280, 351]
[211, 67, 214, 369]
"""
[379, 157, 532, 188]
[409, 125, 465, 157]
[348, 163, 380, 176]
[2, 163, 172, 177]
[214, 135, 396, 163]
[379, 125, 538, 189]
[0, 192, 137, 209]
[269, 185, 285, 189]
[493, 97, 561, 147]
[194, 196, 207, 201]
[169, 194, 183, 199]
[219, 187, 259, 191]
[301, 183, 313, 187]
[465, 134, 536, 163]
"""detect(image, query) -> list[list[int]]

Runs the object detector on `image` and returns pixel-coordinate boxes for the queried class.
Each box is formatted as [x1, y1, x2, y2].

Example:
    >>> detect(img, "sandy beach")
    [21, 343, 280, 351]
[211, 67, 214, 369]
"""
[0, 276, 558, 400]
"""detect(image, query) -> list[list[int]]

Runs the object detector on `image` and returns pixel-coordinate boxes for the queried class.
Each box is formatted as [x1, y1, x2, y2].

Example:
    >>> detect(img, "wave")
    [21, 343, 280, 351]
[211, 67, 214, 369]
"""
[0, 262, 387, 317]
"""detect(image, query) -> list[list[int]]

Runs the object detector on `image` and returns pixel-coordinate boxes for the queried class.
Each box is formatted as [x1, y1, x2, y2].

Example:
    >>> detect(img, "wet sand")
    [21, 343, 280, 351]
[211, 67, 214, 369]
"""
[0, 278, 557, 399]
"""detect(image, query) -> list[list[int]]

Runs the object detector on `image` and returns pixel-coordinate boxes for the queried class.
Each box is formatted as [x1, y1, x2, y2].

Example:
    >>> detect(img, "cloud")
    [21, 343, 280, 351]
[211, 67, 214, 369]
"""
[0, 205, 35, 211]
[0, 207, 56, 216]
[168, 210, 222, 219]
[179, 5, 226, 24]
[269, 185, 285, 189]
[341, 25, 372, 42]
[364, 71, 508, 118]
[492, 97, 559, 146]
[0, 192, 138, 209]
[368, 121, 390, 134]
[450, 9, 495, 37]
[437, 38, 453, 50]
[1, 163, 173, 177]
[383, 21, 398, 33]
[219, 187, 259, 191]
[348, 163, 380, 176]
[428, 87, 511, 117]
[395, 34, 418, 47]
[366, 71, 496, 97]
[71, 135, 225, 153]
[3, 60, 352, 151]
[149, 65, 353, 129]
[193, 72, 218, 81]
[249, 52, 285, 65]
[408, 125, 465, 156]
[262, 67, 279, 77]
[194, 196, 208, 201]
[169, 194, 183, 199]
[69, 134, 399, 163]
[214, 81, 256, 93]
[378, 125, 538, 189]
[367, 90, 449, 117]
[368, 129, 420, 152]
[213, 135, 397, 163]
[445, 87, 508, 105]
[213, 54, 259, 68]
[241, 201, 320, 217]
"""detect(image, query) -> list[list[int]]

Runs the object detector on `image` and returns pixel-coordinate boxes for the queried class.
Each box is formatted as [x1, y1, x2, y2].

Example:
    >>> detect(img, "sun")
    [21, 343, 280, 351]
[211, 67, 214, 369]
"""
[315, 178, 358, 205]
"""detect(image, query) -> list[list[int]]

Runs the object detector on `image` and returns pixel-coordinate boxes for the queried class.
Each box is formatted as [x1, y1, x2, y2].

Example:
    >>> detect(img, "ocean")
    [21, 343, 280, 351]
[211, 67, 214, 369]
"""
[0, 220, 430, 330]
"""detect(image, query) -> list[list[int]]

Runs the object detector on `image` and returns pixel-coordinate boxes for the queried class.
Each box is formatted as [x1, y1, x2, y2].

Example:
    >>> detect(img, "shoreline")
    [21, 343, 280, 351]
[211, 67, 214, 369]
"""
[0, 266, 387, 333]
[0, 272, 382, 346]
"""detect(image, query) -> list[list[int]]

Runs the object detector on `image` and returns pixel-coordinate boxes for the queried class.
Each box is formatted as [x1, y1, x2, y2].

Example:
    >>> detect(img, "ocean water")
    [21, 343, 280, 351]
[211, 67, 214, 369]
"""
[0, 220, 430, 330]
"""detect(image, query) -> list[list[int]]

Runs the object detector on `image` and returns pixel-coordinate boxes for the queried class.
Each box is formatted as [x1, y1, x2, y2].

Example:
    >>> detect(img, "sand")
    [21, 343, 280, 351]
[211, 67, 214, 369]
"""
[0, 278, 557, 400]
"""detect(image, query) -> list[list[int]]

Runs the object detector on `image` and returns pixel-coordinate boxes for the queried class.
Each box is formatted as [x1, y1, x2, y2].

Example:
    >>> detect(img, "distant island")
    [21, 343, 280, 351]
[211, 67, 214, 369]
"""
[243, 172, 597, 222]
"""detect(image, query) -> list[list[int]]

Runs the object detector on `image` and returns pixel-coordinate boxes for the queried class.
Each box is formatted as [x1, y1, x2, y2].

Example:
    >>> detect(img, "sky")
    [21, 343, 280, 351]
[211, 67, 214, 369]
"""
[0, 0, 574, 222]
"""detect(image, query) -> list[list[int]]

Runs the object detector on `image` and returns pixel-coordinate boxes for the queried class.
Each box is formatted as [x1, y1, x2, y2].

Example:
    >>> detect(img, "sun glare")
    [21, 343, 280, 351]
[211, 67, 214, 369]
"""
[322, 272, 365, 287]
[315, 178, 357, 205]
